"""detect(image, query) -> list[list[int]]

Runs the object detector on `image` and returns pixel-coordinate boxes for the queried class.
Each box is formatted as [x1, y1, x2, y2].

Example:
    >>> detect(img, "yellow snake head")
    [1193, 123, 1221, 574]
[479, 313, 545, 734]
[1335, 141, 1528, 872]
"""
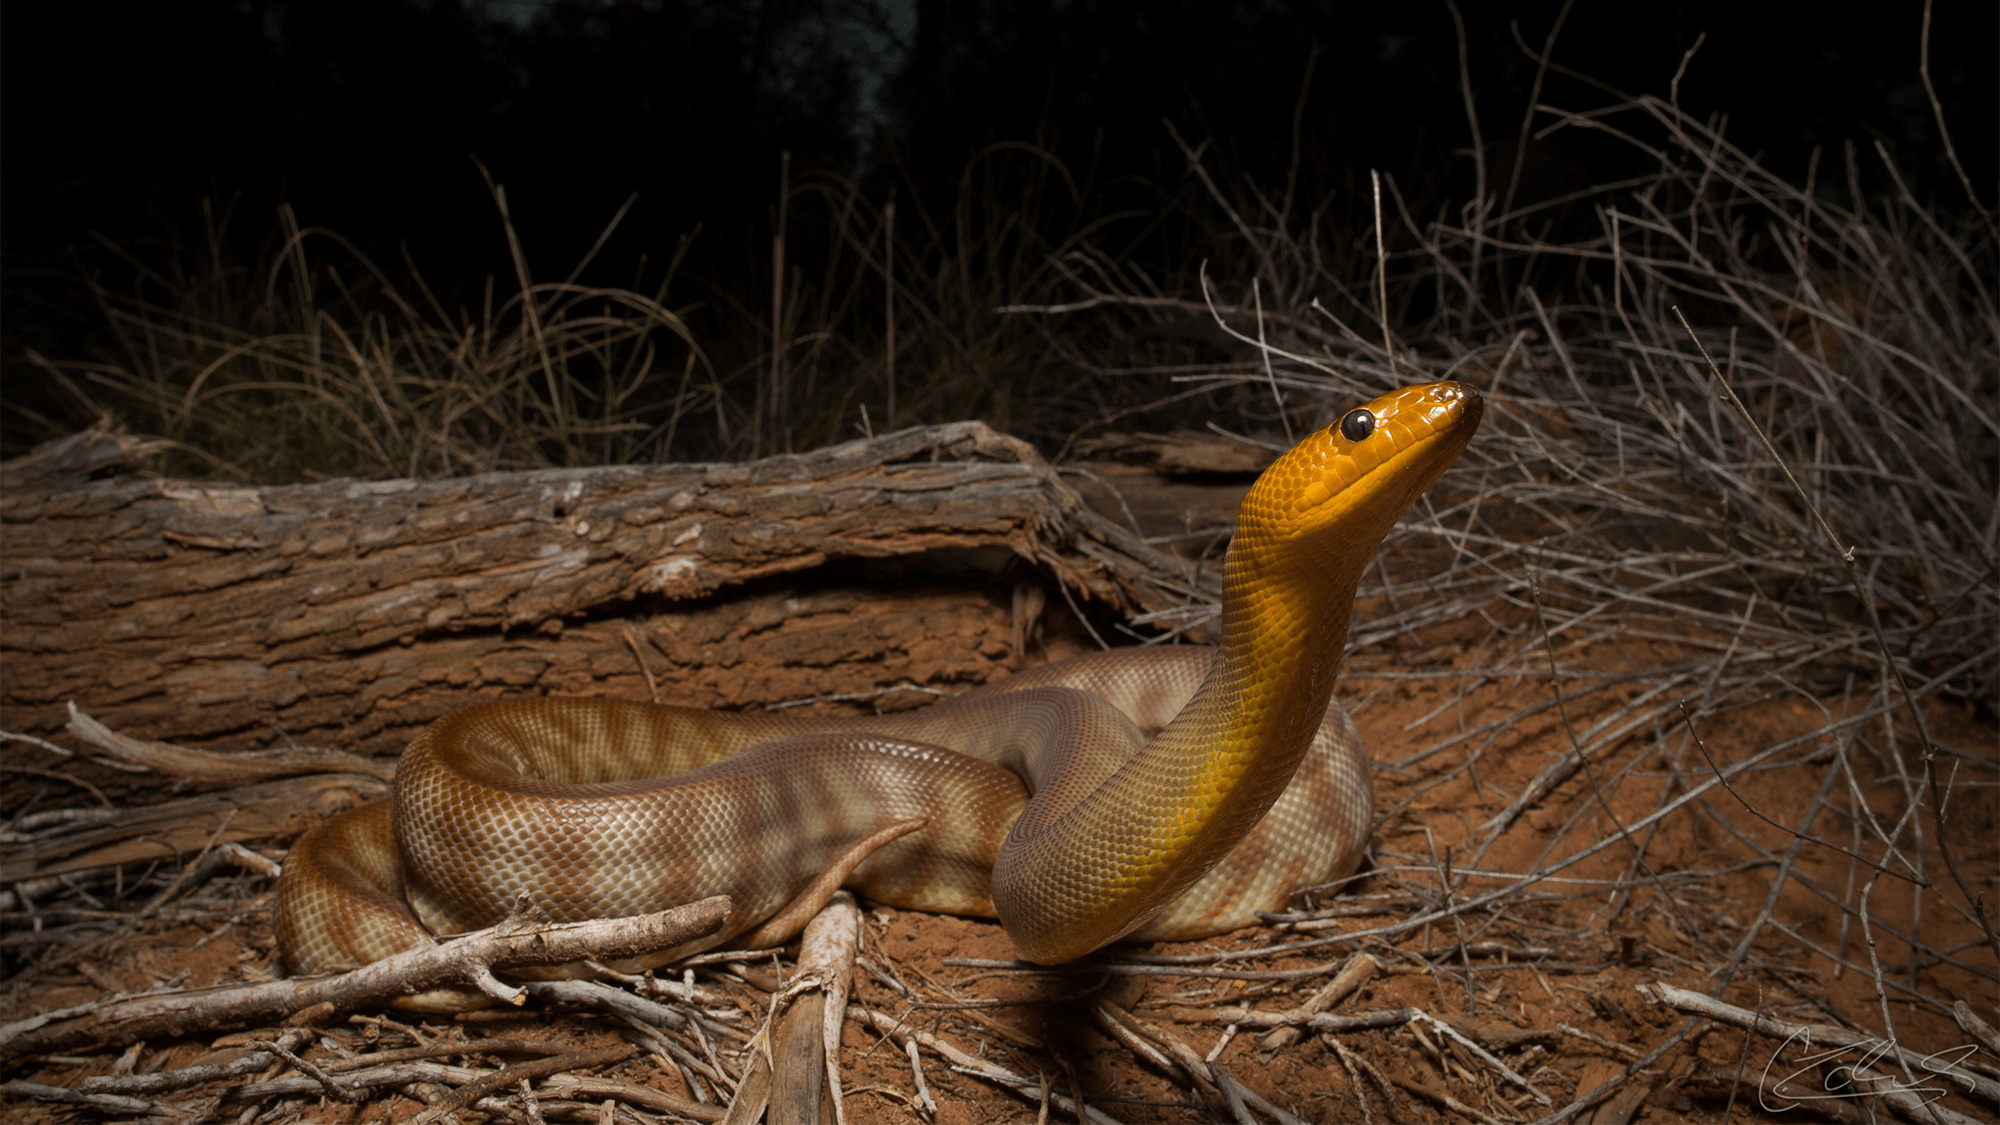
[1236, 380, 1483, 596]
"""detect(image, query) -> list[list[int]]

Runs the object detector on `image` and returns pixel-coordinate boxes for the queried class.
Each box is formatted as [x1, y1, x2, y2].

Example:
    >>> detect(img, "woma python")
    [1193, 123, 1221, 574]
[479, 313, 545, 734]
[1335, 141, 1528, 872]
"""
[276, 381, 1482, 1008]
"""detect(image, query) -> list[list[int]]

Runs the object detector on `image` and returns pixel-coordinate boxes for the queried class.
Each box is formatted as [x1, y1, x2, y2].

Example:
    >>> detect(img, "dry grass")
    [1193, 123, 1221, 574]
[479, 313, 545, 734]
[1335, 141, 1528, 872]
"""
[22, 184, 719, 482]
[19, 144, 1172, 480]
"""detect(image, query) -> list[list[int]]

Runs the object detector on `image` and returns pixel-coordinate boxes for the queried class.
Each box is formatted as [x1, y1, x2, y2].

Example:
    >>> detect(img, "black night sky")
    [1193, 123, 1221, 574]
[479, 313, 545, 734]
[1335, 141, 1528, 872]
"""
[4, 0, 1994, 452]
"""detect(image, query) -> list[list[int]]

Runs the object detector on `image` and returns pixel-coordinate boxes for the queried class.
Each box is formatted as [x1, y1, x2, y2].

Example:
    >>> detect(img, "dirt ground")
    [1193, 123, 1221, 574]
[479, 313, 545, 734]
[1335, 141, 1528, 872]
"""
[3, 464, 1996, 1124]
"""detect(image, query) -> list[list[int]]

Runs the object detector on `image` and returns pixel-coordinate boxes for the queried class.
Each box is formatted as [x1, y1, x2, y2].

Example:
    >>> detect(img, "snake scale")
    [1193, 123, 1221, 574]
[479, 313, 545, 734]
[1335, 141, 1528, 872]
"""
[276, 381, 1481, 1008]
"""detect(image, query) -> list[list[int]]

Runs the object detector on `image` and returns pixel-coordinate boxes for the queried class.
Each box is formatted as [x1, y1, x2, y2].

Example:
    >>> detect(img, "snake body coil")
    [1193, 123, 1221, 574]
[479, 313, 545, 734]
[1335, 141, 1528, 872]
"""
[276, 382, 1481, 1006]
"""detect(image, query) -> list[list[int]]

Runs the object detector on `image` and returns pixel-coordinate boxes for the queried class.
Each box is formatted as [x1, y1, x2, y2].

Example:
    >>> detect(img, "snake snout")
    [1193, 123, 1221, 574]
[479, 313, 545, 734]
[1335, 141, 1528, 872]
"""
[1417, 379, 1483, 430]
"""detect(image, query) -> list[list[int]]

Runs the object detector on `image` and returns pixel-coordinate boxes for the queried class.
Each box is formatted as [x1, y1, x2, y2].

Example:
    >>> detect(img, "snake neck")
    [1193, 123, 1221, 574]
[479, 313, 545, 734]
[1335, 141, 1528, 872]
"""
[1175, 537, 1366, 824]
[1005, 539, 1361, 958]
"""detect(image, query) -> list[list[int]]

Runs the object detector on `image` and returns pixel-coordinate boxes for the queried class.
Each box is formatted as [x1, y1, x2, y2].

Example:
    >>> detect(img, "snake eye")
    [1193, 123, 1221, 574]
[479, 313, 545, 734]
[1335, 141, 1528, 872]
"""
[1338, 408, 1376, 443]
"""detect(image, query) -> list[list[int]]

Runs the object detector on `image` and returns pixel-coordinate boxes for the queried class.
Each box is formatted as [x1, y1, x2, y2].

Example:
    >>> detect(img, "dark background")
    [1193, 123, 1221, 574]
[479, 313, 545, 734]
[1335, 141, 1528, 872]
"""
[4, 0, 1994, 448]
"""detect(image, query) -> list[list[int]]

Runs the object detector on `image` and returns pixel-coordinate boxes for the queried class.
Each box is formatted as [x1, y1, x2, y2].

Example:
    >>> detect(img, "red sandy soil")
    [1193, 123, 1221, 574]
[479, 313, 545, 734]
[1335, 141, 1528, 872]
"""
[3, 465, 1994, 1124]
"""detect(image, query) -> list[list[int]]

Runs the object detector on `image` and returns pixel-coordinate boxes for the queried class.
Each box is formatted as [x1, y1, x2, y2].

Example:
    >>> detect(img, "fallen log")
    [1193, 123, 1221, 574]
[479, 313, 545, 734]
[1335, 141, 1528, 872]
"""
[1, 423, 1213, 757]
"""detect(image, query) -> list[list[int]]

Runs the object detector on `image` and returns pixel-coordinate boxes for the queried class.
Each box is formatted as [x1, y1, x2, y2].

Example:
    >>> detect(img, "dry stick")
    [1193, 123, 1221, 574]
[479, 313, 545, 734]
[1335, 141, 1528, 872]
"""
[479, 167, 564, 450]
[1324, 1036, 1377, 1125]
[132, 805, 237, 920]
[1599, 735, 1687, 934]
[883, 195, 896, 428]
[409, 1043, 639, 1125]
[846, 1006, 1125, 1125]
[78, 1028, 316, 1096]
[621, 625, 662, 704]
[1379, 668, 1671, 774]
[538, 1073, 725, 1124]
[319, 1037, 566, 1074]
[0, 895, 730, 1061]
[770, 149, 791, 454]
[1526, 566, 1718, 956]
[256, 1036, 367, 1103]
[1836, 700, 1935, 886]
[1251, 278, 1295, 444]
[64, 703, 391, 783]
[1695, 843, 2000, 998]
[1054, 573, 1112, 652]
[1525, 1017, 1704, 1125]
[1855, 865, 1923, 1094]
[1416, 1010, 1551, 1107]
[602, 1007, 736, 1096]
[902, 1038, 935, 1116]
[1390, 1070, 1508, 1125]
[557, 192, 640, 289]
[765, 891, 861, 1125]
[0, 764, 113, 817]
[1641, 982, 1999, 1114]
[1418, 830, 1480, 1013]
[1918, 0, 1999, 240]
[524, 978, 746, 1046]
[1371, 170, 1393, 373]
[1108, 993, 1353, 1125]
[1235, 996, 1550, 1111]
[1197, 260, 1343, 380]
[719, 1032, 773, 1125]
[1166, 120, 1270, 282]
[1597, 585, 1765, 931]
[1205, 1063, 1259, 1125]
[1092, 1004, 1177, 1075]
[1498, 0, 1575, 231]
[0, 1080, 165, 1118]
[1277, 41, 1320, 227]
[625, 1018, 724, 1104]
[1469, 673, 1695, 858]
[1210, 1006, 1420, 1035]
[1257, 952, 1379, 1052]
[1835, 761, 1868, 980]
[1673, 305, 1999, 968]
[1093, 1002, 1235, 1119]
[517, 1077, 548, 1125]
[1707, 735, 1846, 996]
[1557, 1023, 1642, 1061]
[1953, 1003, 2000, 1065]
[1679, 701, 1924, 886]
[222, 1060, 489, 1105]
[0, 727, 93, 764]
[1710, 1057, 1870, 1125]
[1058, 465, 1148, 539]
[1444, 0, 1488, 331]
[1214, 1068, 1309, 1125]
[1590, 1077, 1661, 1125]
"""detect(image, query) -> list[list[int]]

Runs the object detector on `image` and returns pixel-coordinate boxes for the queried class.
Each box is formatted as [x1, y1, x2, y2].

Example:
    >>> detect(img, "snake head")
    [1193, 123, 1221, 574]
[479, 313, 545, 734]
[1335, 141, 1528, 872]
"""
[1237, 380, 1483, 577]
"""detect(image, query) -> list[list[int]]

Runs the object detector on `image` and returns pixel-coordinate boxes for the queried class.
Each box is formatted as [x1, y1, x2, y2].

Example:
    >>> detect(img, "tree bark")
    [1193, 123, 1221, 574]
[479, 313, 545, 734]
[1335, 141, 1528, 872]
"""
[2, 423, 1213, 757]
